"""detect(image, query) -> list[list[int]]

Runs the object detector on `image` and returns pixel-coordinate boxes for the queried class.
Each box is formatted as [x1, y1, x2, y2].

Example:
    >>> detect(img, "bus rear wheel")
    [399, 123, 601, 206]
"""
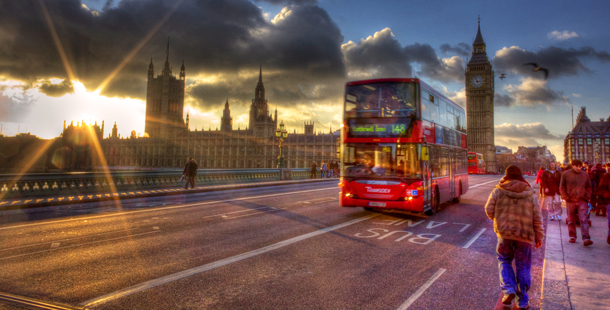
[425, 188, 440, 216]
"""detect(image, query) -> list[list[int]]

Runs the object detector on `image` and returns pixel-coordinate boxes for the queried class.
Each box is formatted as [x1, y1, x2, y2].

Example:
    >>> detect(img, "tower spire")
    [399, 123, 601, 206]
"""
[258, 64, 263, 83]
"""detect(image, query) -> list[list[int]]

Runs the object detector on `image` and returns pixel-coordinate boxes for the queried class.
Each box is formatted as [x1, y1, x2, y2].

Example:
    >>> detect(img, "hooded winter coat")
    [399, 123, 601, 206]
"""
[541, 169, 562, 196]
[484, 179, 544, 245]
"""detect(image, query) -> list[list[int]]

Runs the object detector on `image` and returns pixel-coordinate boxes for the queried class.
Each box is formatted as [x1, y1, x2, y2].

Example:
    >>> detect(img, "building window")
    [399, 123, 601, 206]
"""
[587, 139, 592, 145]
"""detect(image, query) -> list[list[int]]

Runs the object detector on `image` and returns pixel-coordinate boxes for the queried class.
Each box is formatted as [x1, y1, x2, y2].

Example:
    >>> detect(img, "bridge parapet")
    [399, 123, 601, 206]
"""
[0, 169, 311, 199]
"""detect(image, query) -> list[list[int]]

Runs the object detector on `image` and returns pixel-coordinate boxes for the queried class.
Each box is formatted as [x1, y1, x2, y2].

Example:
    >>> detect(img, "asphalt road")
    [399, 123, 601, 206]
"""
[0, 175, 546, 310]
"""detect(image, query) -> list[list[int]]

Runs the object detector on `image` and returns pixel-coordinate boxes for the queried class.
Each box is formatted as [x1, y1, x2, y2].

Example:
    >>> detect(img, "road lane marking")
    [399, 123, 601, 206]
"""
[463, 228, 486, 249]
[50, 243, 59, 248]
[0, 228, 142, 252]
[469, 179, 501, 189]
[80, 214, 379, 307]
[0, 187, 338, 231]
[397, 268, 446, 310]
[0, 231, 160, 261]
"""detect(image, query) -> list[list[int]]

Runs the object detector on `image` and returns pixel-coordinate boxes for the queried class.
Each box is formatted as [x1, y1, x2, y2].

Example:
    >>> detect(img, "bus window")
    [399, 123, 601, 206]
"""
[343, 143, 421, 178]
[345, 82, 417, 118]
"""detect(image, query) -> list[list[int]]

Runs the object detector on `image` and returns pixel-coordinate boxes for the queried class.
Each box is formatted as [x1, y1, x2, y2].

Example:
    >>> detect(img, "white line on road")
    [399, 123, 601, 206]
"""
[50, 243, 59, 248]
[462, 228, 487, 249]
[0, 230, 160, 261]
[397, 268, 446, 310]
[469, 179, 502, 189]
[0, 187, 338, 231]
[80, 214, 379, 308]
[0, 227, 142, 252]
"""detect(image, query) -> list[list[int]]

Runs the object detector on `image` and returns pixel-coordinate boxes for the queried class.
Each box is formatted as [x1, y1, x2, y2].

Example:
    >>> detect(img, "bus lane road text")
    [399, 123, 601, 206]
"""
[353, 219, 475, 245]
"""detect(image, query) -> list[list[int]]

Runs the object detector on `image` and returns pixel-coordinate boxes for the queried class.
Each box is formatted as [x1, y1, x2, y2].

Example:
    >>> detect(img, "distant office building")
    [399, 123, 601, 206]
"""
[96, 44, 337, 169]
[563, 106, 610, 164]
[495, 146, 512, 155]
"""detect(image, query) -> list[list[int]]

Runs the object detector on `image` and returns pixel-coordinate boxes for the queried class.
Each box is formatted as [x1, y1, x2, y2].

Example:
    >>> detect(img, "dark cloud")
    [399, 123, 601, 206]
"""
[342, 28, 464, 83]
[495, 92, 515, 107]
[254, 0, 317, 5]
[38, 78, 74, 97]
[505, 78, 568, 106]
[495, 122, 563, 140]
[0, 0, 345, 104]
[493, 45, 610, 79]
[440, 43, 470, 57]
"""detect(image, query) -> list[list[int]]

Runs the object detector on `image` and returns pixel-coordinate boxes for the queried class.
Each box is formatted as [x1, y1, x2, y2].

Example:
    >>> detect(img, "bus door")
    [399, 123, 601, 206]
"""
[449, 149, 456, 198]
[421, 146, 431, 209]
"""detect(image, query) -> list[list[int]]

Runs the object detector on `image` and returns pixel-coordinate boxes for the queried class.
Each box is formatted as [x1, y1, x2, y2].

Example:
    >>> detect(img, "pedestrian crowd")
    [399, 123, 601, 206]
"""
[485, 159, 610, 309]
[310, 160, 340, 179]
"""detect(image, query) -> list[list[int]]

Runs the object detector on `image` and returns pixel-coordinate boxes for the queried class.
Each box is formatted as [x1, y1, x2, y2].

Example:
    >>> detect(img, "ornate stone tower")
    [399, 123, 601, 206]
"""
[221, 99, 232, 132]
[144, 38, 186, 139]
[465, 18, 496, 172]
[249, 66, 277, 138]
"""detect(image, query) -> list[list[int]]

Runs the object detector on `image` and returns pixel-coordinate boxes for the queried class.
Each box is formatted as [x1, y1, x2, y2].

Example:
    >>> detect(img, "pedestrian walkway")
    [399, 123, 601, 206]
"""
[542, 204, 610, 310]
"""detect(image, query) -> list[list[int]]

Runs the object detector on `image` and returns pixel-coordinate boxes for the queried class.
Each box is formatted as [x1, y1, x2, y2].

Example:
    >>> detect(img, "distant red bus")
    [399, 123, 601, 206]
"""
[467, 152, 485, 174]
[339, 78, 469, 215]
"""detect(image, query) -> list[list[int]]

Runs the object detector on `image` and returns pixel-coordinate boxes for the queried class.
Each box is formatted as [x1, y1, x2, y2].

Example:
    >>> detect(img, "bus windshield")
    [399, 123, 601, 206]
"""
[345, 82, 417, 118]
[342, 143, 421, 179]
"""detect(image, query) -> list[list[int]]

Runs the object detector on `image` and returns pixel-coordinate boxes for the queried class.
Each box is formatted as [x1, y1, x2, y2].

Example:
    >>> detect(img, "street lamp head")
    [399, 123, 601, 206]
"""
[279, 121, 285, 131]
[275, 128, 281, 138]
[282, 131, 288, 139]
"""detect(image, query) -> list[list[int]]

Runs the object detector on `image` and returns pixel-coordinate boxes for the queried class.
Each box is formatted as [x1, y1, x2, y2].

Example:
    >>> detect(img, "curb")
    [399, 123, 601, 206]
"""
[540, 218, 572, 310]
[0, 178, 338, 211]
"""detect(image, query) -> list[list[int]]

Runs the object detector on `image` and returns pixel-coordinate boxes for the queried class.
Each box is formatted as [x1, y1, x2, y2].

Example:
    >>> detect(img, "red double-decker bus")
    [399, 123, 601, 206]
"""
[467, 152, 485, 174]
[339, 78, 469, 215]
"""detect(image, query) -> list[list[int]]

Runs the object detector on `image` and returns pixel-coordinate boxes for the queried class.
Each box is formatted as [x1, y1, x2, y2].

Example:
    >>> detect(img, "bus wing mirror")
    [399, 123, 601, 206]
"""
[421, 147, 429, 161]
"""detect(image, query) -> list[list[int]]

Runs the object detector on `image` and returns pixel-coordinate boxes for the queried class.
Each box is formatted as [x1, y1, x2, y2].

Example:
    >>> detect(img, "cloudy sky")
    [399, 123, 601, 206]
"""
[1, 0, 610, 159]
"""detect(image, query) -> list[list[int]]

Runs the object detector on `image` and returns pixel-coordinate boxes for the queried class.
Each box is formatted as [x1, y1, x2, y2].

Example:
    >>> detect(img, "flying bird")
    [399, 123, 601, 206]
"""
[499, 73, 506, 80]
[523, 63, 549, 80]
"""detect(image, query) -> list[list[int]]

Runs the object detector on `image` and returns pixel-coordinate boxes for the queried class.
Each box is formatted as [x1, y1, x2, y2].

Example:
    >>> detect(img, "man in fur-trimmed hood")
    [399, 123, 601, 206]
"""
[485, 165, 544, 310]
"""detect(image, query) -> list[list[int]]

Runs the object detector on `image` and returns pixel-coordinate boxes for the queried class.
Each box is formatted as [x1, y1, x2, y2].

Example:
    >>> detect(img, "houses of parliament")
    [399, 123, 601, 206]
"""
[93, 46, 338, 170]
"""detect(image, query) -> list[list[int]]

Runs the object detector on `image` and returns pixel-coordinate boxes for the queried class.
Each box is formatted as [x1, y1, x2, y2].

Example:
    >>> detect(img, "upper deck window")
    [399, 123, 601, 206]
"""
[345, 82, 416, 118]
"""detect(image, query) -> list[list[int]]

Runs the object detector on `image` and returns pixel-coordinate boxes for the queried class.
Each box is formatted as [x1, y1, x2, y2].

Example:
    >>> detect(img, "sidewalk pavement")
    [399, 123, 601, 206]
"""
[0, 178, 338, 211]
[542, 203, 610, 310]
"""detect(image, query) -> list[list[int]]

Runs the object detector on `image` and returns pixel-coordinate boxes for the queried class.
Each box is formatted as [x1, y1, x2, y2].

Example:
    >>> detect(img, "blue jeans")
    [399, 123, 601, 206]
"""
[496, 237, 532, 308]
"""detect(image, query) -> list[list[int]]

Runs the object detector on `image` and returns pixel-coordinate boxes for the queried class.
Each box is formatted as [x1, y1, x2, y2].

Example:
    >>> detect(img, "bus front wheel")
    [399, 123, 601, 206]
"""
[425, 188, 440, 216]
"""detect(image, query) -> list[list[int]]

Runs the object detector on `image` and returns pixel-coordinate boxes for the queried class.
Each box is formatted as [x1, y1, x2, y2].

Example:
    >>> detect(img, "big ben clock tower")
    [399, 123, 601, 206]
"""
[466, 18, 496, 172]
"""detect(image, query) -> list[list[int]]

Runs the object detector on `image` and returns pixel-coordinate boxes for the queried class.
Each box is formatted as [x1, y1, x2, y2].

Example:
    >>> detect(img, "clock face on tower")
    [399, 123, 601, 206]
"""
[470, 75, 484, 88]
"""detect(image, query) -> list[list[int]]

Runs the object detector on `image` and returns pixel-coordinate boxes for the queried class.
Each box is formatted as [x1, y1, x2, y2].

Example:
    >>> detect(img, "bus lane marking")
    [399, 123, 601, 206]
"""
[463, 228, 486, 249]
[397, 268, 447, 310]
[80, 214, 379, 307]
[354, 228, 440, 245]
[425, 221, 446, 229]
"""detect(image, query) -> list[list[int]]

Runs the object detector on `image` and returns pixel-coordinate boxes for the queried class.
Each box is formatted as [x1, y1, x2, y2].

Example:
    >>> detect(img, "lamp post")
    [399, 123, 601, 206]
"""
[275, 121, 288, 168]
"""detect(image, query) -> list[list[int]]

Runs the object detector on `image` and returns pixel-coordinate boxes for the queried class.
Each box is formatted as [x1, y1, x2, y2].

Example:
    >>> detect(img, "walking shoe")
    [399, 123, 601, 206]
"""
[569, 237, 576, 243]
[584, 239, 593, 247]
[501, 293, 516, 305]
[518, 305, 530, 310]
[556, 215, 561, 221]
[550, 215, 555, 220]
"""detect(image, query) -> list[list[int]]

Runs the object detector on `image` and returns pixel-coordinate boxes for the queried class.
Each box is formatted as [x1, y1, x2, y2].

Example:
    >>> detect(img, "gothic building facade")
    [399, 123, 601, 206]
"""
[563, 107, 610, 164]
[465, 19, 496, 172]
[98, 47, 337, 169]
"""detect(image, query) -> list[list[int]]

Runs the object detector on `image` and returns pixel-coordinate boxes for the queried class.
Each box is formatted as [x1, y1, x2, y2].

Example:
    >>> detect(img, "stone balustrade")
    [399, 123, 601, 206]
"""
[0, 169, 310, 199]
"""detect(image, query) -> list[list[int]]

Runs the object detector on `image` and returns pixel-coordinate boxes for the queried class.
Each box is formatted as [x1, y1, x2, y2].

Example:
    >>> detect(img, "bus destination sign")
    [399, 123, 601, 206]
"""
[347, 119, 412, 138]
